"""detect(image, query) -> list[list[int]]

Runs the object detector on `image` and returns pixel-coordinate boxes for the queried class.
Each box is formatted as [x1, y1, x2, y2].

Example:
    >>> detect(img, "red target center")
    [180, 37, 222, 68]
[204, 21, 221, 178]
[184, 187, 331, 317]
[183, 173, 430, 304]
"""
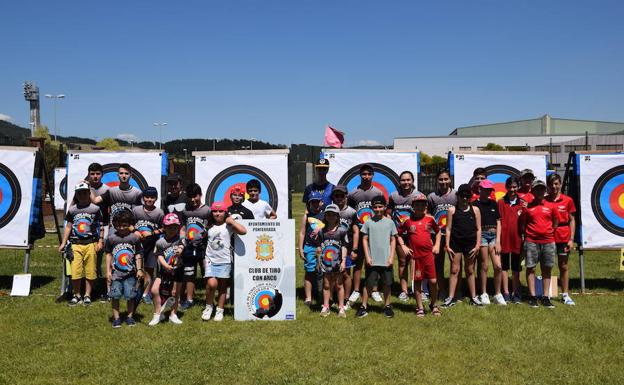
[608, 184, 624, 218]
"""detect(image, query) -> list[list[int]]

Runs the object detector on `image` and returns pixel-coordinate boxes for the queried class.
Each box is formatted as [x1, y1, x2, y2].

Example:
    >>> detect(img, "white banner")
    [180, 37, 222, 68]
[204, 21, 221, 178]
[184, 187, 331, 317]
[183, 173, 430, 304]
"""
[0, 147, 37, 247]
[54, 167, 67, 211]
[66, 151, 166, 207]
[234, 219, 296, 321]
[321, 150, 420, 198]
[194, 150, 289, 219]
[450, 152, 547, 200]
[576, 153, 624, 248]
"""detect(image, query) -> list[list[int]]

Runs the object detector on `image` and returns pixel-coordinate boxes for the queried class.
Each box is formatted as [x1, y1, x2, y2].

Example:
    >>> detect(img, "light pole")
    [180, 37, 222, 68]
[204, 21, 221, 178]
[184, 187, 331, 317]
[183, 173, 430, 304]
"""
[153, 122, 167, 149]
[45, 94, 65, 142]
[250, 138, 257, 150]
[183, 148, 188, 163]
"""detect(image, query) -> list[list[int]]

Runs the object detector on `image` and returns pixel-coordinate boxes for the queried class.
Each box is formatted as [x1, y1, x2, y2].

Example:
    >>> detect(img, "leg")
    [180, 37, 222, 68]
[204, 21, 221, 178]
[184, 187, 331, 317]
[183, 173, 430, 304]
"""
[526, 267, 536, 297]
[414, 279, 424, 309]
[479, 246, 489, 295]
[205, 277, 217, 306]
[342, 270, 352, 305]
[127, 299, 135, 318]
[151, 278, 162, 314]
[491, 249, 503, 295]
[143, 267, 154, 297]
[541, 264, 552, 297]
[322, 274, 331, 309]
[335, 274, 345, 310]
[447, 252, 462, 299]
[85, 279, 94, 298]
[558, 251, 570, 294]
[464, 253, 477, 299]
[435, 235, 447, 295]
[304, 272, 315, 302]
[511, 253, 521, 296]
[216, 278, 229, 309]
[71, 279, 82, 298]
[429, 278, 438, 306]
[397, 244, 408, 295]
[112, 299, 120, 320]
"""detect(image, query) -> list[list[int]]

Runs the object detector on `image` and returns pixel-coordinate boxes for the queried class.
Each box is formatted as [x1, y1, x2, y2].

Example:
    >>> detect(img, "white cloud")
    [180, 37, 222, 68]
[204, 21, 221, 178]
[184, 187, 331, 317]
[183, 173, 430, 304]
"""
[0, 114, 14, 122]
[356, 139, 383, 146]
[117, 133, 139, 142]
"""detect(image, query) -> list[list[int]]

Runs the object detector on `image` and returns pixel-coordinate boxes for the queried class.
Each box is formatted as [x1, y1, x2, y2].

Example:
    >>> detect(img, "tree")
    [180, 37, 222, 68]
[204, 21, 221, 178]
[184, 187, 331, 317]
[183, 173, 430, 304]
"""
[34, 125, 52, 144]
[482, 142, 505, 151]
[431, 155, 446, 164]
[420, 152, 432, 165]
[96, 138, 121, 150]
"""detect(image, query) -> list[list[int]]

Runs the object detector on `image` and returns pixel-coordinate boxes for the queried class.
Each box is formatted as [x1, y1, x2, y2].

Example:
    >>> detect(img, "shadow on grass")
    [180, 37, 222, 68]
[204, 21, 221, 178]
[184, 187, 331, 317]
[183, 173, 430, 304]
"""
[570, 277, 624, 291]
[0, 275, 55, 291]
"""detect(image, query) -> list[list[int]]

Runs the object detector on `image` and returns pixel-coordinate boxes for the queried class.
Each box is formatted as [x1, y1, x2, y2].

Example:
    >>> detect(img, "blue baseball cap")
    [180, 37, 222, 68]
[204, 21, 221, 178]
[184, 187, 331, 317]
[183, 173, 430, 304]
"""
[308, 191, 323, 202]
[142, 186, 158, 197]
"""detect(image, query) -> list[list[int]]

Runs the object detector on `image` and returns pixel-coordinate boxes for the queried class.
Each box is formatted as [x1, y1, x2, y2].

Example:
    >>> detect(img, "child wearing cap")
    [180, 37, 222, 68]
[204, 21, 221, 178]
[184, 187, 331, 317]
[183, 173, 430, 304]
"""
[149, 213, 185, 326]
[298, 191, 325, 306]
[398, 193, 442, 316]
[202, 202, 247, 321]
[474, 179, 505, 305]
[303, 158, 335, 208]
[317, 203, 348, 318]
[518, 169, 535, 205]
[498, 177, 524, 304]
[242, 179, 277, 219]
[227, 186, 254, 220]
[357, 196, 398, 318]
[132, 186, 164, 304]
[59, 182, 104, 306]
[520, 180, 558, 308]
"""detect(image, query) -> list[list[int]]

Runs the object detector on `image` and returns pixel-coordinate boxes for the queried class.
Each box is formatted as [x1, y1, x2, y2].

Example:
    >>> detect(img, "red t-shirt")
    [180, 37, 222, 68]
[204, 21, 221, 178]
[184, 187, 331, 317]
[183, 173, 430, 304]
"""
[546, 193, 576, 244]
[471, 191, 496, 203]
[399, 215, 440, 258]
[517, 191, 534, 205]
[521, 200, 556, 244]
[497, 196, 523, 254]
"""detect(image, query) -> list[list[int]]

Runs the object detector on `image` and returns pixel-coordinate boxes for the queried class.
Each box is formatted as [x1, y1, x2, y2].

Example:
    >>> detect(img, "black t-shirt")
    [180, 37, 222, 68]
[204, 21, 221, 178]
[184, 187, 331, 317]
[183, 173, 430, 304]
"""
[228, 203, 254, 220]
[475, 199, 500, 231]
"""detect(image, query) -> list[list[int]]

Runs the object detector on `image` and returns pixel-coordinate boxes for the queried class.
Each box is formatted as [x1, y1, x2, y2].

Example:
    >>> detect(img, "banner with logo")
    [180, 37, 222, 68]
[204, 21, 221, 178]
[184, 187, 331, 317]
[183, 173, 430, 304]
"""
[0, 147, 38, 247]
[194, 150, 289, 219]
[449, 152, 548, 200]
[54, 167, 67, 211]
[233, 219, 296, 321]
[321, 150, 420, 199]
[575, 153, 624, 248]
[66, 151, 166, 208]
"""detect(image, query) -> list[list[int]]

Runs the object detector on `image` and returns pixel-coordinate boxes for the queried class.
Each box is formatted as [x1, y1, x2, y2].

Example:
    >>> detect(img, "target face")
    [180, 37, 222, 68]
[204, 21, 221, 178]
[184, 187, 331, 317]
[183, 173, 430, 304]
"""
[85, 163, 148, 190]
[136, 224, 153, 237]
[434, 209, 448, 229]
[591, 165, 624, 237]
[357, 207, 374, 224]
[73, 218, 92, 238]
[321, 245, 340, 267]
[337, 163, 400, 201]
[393, 210, 412, 226]
[254, 290, 275, 310]
[484, 165, 520, 201]
[205, 165, 278, 209]
[0, 163, 22, 229]
[186, 223, 205, 242]
[164, 247, 178, 267]
[113, 248, 134, 272]
[59, 175, 67, 201]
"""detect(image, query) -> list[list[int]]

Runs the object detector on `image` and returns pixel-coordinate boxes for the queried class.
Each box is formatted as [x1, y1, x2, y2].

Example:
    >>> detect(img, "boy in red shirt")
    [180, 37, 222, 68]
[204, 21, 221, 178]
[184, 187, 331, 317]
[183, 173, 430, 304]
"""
[520, 180, 558, 308]
[546, 173, 576, 306]
[517, 169, 535, 205]
[398, 193, 442, 317]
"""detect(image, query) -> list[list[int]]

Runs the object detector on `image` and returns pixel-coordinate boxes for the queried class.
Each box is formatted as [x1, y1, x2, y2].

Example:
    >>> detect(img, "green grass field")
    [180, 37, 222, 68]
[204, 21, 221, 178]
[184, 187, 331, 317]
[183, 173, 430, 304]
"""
[0, 193, 623, 385]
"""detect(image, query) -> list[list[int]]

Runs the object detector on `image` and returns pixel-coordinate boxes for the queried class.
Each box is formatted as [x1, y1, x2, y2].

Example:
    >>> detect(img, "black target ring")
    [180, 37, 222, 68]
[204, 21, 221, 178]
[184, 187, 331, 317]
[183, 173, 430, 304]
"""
[84, 163, 149, 191]
[590, 165, 624, 237]
[0, 163, 22, 229]
[337, 162, 401, 198]
[205, 165, 279, 210]
[59, 175, 67, 201]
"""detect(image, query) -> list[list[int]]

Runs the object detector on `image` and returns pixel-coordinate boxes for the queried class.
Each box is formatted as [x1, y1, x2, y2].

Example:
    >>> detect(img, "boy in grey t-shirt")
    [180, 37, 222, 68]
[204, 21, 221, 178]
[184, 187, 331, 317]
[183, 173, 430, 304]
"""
[357, 196, 397, 319]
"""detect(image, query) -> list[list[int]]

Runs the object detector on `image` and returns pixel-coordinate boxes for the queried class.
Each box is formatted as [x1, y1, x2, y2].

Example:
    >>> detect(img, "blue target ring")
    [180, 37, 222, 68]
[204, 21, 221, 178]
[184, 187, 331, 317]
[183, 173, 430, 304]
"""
[0, 163, 21, 229]
[337, 163, 401, 201]
[205, 165, 278, 209]
[113, 248, 135, 272]
[591, 165, 624, 237]
[484, 165, 520, 201]
[85, 163, 148, 191]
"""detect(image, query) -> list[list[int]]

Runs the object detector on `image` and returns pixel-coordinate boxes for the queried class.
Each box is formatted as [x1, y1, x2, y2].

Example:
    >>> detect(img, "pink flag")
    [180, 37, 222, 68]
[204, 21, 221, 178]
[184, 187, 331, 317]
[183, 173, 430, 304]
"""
[324, 125, 344, 148]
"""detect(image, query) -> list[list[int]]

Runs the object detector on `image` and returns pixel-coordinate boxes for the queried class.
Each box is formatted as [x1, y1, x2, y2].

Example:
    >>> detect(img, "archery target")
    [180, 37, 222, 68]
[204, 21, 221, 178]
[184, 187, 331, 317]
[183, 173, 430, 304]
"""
[54, 167, 67, 211]
[92, 163, 148, 191]
[484, 165, 520, 201]
[114, 248, 134, 272]
[337, 163, 400, 201]
[0, 163, 22, 229]
[194, 151, 289, 219]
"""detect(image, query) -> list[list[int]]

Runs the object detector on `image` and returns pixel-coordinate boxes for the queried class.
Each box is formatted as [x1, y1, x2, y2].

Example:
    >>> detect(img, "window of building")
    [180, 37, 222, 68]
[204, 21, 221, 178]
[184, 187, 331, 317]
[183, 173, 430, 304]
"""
[596, 144, 623, 151]
[564, 145, 591, 152]
[459, 146, 472, 151]
[535, 145, 561, 153]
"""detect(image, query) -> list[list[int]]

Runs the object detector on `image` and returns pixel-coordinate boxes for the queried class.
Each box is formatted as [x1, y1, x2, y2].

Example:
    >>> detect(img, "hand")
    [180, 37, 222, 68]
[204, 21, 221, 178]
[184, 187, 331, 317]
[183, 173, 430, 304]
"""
[432, 245, 440, 255]
[340, 263, 346, 272]
[225, 216, 235, 225]
[469, 246, 479, 258]
[299, 250, 305, 261]
[401, 245, 413, 257]
[386, 258, 394, 267]
[495, 242, 501, 255]
[96, 240, 104, 252]
[106, 271, 112, 284]
[58, 242, 66, 253]
[137, 270, 145, 279]
[446, 247, 456, 261]
[567, 240, 574, 252]
[165, 264, 174, 272]
[366, 257, 373, 266]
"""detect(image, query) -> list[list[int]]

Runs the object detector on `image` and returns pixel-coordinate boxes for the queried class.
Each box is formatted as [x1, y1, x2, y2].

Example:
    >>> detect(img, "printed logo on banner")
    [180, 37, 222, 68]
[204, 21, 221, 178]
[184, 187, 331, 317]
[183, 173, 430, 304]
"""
[0, 163, 22, 229]
[337, 162, 401, 200]
[247, 283, 283, 319]
[205, 165, 278, 209]
[484, 165, 520, 201]
[84, 163, 149, 190]
[255, 234, 274, 261]
[590, 165, 624, 237]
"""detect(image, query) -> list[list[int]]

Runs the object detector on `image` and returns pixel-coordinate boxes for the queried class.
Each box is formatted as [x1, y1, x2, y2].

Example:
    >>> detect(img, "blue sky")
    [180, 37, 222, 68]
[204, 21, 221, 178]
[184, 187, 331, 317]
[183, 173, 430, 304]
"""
[1, 1, 623, 146]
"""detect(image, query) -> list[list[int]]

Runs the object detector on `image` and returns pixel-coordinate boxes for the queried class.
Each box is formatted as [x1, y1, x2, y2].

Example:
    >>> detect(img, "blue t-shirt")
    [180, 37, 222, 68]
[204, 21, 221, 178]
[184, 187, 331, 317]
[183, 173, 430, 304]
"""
[302, 182, 335, 207]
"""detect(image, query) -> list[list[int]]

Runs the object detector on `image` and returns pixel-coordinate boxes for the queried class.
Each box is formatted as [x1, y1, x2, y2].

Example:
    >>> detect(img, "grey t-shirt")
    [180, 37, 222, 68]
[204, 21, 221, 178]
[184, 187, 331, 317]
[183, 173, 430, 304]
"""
[101, 186, 143, 224]
[132, 206, 165, 256]
[388, 190, 422, 228]
[319, 227, 348, 273]
[65, 203, 102, 242]
[104, 231, 143, 280]
[90, 183, 110, 223]
[179, 205, 212, 247]
[347, 185, 384, 229]
[427, 189, 457, 235]
[338, 204, 357, 249]
[361, 216, 397, 266]
[154, 235, 182, 277]
[90, 182, 110, 198]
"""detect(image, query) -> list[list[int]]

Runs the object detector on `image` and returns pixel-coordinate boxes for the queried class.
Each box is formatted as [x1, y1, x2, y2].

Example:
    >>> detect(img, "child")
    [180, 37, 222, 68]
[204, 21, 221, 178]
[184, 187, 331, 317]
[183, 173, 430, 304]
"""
[398, 193, 441, 317]
[474, 179, 505, 305]
[546, 173, 576, 306]
[317, 204, 348, 318]
[227, 186, 255, 220]
[517, 169, 535, 205]
[356, 196, 398, 318]
[202, 202, 247, 321]
[298, 191, 324, 306]
[242, 179, 277, 219]
[59, 182, 104, 306]
[132, 186, 164, 304]
[444, 184, 482, 307]
[149, 213, 185, 326]
[105, 209, 144, 328]
[520, 180, 558, 308]
[497, 177, 524, 304]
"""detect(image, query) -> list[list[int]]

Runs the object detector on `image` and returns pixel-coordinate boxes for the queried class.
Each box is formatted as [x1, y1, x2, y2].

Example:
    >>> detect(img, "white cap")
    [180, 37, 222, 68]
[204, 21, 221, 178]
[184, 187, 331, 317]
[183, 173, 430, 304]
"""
[75, 181, 90, 191]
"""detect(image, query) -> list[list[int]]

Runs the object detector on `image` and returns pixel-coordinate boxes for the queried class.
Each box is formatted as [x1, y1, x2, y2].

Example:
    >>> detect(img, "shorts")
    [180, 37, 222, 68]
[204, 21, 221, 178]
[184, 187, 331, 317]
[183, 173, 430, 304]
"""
[365, 266, 393, 288]
[480, 231, 496, 247]
[524, 242, 556, 269]
[204, 262, 232, 279]
[144, 252, 157, 270]
[109, 276, 137, 300]
[345, 250, 355, 269]
[70, 242, 97, 280]
[182, 245, 205, 282]
[556, 243, 571, 258]
[413, 255, 436, 281]
[303, 245, 318, 273]
[449, 236, 477, 256]
[500, 252, 522, 272]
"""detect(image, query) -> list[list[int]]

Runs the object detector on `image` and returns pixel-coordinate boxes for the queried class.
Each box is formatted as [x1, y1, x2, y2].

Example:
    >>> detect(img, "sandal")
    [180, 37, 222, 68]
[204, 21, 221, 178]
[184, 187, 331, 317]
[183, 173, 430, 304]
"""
[416, 308, 425, 318]
[430, 304, 441, 316]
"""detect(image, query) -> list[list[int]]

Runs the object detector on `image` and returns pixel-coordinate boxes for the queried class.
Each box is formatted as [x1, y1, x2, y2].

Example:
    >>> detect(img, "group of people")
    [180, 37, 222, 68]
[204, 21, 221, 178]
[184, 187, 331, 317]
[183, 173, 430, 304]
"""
[59, 163, 275, 328]
[299, 159, 577, 319]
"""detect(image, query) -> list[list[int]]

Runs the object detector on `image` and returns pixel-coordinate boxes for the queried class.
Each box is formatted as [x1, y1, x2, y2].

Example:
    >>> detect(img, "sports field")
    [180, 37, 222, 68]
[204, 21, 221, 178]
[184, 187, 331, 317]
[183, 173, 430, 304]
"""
[0, 193, 622, 385]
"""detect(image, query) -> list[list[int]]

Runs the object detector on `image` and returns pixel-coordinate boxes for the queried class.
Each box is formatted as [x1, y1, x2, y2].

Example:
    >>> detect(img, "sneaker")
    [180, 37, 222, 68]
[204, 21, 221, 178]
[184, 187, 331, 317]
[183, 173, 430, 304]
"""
[511, 292, 522, 304]
[541, 296, 555, 308]
[161, 297, 175, 313]
[112, 318, 122, 328]
[148, 313, 161, 327]
[142, 294, 153, 305]
[179, 300, 193, 311]
[527, 296, 539, 308]
[99, 294, 109, 303]
[479, 293, 491, 305]
[82, 295, 92, 306]
[338, 308, 346, 318]
[398, 292, 409, 302]
[371, 291, 383, 303]
[561, 293, 576, 306]
[348, 291, 361, 303]
[492, 293, 507, 306]
[69, 295, 82, 306]
[303, 300, 312, 307]
[469, 296, 483, 307]
[356, 306, 368, 318]
[214, 308, 224, 321]
[441, 297, 457, 308]
[320, 306, 330, 317]
[502, 293, 511, 303]
[169, 313, 183, 324]
[125, 317, 136, 327]
[383, 305, 394, 318]
[201, 304, 214, 321]
[343, 302, 351, 311]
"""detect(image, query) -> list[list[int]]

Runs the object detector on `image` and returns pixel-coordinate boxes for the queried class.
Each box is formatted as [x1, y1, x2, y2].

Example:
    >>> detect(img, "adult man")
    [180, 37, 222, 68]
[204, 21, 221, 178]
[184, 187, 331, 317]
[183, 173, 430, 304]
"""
[91, 163, 143, 224]
[164, 173, 187, 214]
[302, 158, 335, 208]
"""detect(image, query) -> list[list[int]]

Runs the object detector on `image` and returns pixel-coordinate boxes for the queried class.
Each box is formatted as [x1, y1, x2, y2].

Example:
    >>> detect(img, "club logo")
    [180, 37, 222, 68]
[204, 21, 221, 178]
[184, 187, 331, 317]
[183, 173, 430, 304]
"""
[113, 247, 135, 272]
[247, 283, 283, 319]
[256, 234, 274, 261]
[591, 165, 624, 237]
[0, 163, 22, 229]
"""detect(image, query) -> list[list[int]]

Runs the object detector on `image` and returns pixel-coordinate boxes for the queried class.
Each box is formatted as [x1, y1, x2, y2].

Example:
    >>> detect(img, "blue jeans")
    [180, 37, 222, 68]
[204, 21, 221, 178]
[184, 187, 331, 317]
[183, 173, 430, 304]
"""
[109, 276, 137, 300]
